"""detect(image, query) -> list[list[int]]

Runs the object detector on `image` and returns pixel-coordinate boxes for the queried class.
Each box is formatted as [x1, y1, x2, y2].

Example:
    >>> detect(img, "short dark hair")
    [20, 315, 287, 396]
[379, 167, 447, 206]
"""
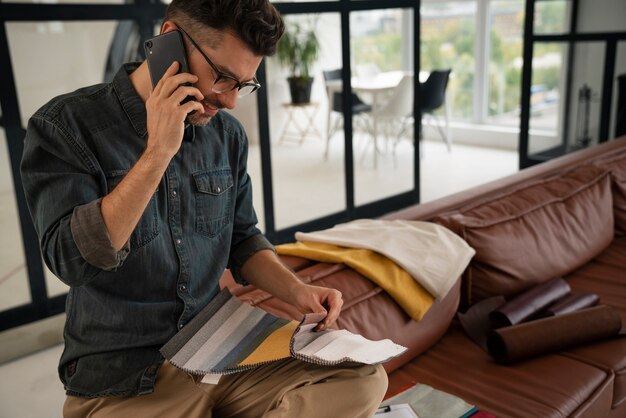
[164, 0, 284, 56]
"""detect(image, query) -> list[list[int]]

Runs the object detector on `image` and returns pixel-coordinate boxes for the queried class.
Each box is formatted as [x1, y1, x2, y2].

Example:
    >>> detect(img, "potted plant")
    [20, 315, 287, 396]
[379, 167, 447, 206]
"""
[276, 17, 320, 104]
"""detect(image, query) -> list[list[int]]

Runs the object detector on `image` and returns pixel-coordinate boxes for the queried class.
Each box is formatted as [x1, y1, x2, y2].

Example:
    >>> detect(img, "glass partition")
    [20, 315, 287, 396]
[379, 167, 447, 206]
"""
[0, 0, 424, 329]
[350, 8, 414, 206]
[533, 0, 570, 36]
[527, 41, 566, 157]
[266, 13, 346, 230]
[528, 42, 608, 157]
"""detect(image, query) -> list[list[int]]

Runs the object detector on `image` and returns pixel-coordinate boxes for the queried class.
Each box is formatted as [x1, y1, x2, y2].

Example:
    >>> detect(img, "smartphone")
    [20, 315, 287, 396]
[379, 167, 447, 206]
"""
[144, 30, 191, 88]
[144, 31, 195, 109]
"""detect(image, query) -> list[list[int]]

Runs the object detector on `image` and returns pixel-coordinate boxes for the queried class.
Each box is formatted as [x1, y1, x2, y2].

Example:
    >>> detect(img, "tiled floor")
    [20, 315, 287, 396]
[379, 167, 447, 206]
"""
[0, 135, 518, 417]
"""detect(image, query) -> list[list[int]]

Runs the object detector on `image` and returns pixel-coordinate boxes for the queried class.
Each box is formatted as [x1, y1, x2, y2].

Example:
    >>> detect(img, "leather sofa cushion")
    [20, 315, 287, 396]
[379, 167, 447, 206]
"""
[220, 256, 461, 374]
[387, 323, 617, 418]
[565, 236, 626, 408]
[436, 164, 614, 306]
[593, 150, 626, 234]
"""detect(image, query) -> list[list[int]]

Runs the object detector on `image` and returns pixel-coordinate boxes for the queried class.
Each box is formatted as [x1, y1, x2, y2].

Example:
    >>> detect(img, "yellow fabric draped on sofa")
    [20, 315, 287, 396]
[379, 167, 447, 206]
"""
[276, 241, 434, 321]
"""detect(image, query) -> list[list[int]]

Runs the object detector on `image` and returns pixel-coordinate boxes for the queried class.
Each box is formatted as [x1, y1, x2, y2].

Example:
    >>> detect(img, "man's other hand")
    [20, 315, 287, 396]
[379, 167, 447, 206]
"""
[291, 284, 343, 331]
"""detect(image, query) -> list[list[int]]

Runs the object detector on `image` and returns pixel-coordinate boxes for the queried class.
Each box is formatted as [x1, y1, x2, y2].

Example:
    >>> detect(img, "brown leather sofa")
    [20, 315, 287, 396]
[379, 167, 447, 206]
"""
[220, 136, 626, 418]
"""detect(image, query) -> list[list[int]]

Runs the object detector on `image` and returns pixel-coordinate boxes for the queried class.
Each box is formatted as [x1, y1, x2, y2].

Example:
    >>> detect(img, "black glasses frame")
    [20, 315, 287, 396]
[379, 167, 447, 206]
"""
[177, 26, 261, 96]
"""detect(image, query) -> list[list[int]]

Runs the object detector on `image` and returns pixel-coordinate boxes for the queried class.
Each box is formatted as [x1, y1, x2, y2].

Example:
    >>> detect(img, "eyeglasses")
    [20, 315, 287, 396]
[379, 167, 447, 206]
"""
[177, 26, 261, 97]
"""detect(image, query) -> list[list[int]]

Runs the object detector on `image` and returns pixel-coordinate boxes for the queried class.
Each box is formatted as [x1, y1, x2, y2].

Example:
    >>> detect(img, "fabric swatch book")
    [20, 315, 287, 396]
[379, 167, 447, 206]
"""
[161, 288, 407, 375]
[381, 383, 477, 418]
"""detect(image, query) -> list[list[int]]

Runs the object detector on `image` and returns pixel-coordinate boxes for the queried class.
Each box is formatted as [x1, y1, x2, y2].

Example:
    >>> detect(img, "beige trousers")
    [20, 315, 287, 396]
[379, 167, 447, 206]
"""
[63, 359, 388, 418]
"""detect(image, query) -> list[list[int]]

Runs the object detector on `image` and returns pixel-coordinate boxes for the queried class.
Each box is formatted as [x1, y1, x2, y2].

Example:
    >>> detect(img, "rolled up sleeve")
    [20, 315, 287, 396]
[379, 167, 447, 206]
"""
[71, 199, 130, 270]
[229, 234, 275, 285]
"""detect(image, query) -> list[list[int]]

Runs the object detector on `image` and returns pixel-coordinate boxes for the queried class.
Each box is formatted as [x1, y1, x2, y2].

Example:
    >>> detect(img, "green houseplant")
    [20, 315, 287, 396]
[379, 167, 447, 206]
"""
[276, 17, 320, 104]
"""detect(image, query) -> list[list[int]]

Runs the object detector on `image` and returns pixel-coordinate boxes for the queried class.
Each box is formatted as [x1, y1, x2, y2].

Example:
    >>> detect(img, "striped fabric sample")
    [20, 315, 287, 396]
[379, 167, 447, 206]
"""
[161, 288, 407, 375]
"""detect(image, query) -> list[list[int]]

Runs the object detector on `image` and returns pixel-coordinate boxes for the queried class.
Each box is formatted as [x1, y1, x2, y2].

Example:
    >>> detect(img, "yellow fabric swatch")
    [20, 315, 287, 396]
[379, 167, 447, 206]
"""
[239, 321, 299, 366]
[276, 241, 434, 321]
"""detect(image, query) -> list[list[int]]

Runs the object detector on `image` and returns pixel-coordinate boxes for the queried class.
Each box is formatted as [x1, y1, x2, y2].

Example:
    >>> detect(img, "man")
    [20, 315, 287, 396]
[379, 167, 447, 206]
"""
[20, 0, 387, 417]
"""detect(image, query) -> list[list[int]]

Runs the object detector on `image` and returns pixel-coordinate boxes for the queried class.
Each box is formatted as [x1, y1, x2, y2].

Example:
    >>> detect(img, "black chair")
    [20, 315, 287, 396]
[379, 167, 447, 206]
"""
[419, 69, 452, 151]
[323, 69, 372, 159]
[323, 69, 372, 114]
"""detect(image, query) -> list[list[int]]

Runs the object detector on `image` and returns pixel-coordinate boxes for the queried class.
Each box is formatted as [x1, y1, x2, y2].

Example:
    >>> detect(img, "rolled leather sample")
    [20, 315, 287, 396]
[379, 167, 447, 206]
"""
[489, 277, 570, 328]
[457, 296, 506, 351]
[487, 305, 623, 364]
[539, 292, 600, 318]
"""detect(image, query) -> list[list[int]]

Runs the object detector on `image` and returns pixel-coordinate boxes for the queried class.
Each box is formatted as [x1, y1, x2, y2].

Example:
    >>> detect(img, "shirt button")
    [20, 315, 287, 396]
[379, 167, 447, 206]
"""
[178, 323, 184, 330]
[179, 284, 187, 292]
[176, 239, 182, 245]
[216, 187, 221, 193]
[171, 190, 177, 197]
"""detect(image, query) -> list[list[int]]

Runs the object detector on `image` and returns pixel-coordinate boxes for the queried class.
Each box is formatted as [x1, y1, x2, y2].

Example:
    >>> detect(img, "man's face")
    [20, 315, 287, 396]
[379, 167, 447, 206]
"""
[184, 30, 263, 126]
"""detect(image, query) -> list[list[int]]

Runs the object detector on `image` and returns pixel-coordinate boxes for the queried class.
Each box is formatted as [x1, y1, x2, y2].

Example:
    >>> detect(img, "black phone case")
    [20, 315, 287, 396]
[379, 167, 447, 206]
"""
[144, 31, 191, 88]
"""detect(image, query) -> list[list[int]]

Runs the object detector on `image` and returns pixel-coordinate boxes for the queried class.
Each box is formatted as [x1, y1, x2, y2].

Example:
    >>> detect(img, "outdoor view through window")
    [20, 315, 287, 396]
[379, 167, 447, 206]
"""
[351, 1, 567, 130]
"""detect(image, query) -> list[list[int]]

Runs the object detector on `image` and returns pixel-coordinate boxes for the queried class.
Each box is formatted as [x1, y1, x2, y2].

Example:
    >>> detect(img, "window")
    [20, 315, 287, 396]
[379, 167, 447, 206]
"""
[421, 0, 568, 132]
[421, 1, 477, 121]
[487, 0, 524, 124]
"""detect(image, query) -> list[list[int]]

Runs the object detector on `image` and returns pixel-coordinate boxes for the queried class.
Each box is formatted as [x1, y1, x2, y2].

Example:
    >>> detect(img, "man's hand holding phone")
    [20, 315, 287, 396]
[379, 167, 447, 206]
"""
[144, 30, 202, 159]
[145, 61, 204, 159]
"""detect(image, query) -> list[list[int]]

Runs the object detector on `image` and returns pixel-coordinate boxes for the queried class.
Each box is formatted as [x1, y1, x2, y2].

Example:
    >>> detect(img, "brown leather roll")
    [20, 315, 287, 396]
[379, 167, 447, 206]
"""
[458, 296, 506, 351]
[486, 305, 623, 364]
[539, 292, 600, 318]
[489, 277, 571, 328]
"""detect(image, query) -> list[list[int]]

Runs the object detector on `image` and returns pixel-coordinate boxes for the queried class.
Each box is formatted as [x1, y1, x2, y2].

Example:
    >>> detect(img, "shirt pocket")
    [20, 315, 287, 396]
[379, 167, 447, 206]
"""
[106, 170, 160, 251]
[193, 169, 233, 238]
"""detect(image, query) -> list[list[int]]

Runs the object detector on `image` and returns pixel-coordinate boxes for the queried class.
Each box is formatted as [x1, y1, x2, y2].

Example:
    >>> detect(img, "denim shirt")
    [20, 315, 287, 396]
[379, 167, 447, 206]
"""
[20, 63, 274, 397]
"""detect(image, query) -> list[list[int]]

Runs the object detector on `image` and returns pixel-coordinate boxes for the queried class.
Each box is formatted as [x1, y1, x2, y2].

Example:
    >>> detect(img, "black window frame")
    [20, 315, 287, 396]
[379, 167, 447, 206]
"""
[519, 0, 626, 168]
